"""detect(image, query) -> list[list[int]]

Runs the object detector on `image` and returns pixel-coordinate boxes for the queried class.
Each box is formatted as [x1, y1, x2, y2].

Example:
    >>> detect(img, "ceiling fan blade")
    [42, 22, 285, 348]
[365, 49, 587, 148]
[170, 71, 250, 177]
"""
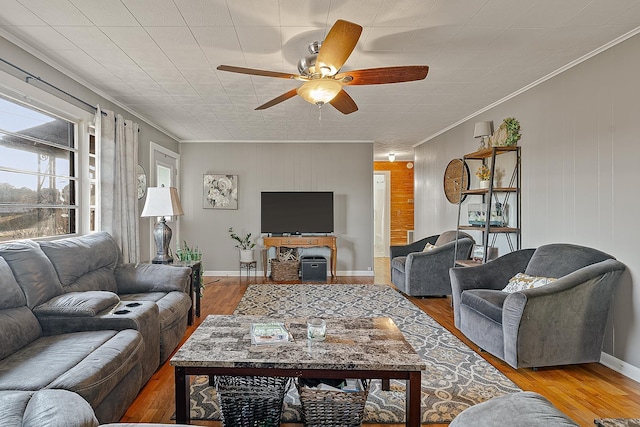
[337, 66, 429, 85]
[255, 88, 298, 110]
[329, 90, 358, 114]
[316, 20, 363, 75]
[217, 65, 299, 80]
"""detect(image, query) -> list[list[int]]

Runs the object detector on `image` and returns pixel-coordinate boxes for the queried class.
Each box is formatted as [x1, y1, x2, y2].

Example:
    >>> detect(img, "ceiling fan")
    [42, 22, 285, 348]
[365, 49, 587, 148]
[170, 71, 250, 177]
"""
[216, 19, 429, 114]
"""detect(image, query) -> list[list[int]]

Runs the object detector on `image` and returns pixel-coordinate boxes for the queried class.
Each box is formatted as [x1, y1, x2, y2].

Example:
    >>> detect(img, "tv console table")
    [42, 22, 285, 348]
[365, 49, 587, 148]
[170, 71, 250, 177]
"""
[262, 235, 337, 278]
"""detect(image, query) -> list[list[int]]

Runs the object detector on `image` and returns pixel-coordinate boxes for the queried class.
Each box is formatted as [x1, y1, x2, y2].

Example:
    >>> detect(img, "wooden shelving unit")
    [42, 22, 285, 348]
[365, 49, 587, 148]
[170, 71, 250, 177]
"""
[455, 146, 521, 264]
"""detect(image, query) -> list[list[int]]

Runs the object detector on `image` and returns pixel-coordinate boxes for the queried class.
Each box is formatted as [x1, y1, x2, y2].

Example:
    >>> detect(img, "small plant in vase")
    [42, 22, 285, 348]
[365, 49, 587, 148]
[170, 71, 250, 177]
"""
[228, 227, 256, 262]
[476, 164, 492, 189]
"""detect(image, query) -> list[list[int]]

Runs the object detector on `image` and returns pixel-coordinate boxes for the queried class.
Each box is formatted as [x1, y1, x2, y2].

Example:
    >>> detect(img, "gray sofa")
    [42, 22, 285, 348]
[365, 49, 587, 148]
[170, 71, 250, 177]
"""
[450, 243, 626, 369]
[390, 230, 475, 296]
[449, 391, 579, 426]
[0, 232, 192, 424]
[0, 389, 190, 427]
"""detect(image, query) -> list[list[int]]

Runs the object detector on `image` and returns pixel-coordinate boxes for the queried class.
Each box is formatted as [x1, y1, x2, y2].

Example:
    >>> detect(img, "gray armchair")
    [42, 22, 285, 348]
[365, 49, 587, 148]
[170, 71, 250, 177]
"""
[450, 244, 626, 369]
[390, 230, 475, 296]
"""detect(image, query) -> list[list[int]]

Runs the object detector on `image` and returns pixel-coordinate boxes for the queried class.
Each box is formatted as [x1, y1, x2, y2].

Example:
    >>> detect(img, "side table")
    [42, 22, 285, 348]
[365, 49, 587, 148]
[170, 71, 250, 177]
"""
[144, 260, 202, 325]
[239, 260, 257, 280]
[172, 260, 202, 325]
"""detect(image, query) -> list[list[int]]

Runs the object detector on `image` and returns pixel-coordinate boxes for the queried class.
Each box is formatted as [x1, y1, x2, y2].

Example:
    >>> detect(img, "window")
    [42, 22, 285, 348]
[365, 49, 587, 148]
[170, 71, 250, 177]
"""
[0, 94, 78, 241]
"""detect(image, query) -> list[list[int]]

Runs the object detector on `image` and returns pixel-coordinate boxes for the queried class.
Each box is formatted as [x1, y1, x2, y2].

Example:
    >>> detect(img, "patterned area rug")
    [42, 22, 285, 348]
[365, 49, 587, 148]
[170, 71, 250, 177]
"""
[188, 284, 520, 423]
[595, 420, 640, 427]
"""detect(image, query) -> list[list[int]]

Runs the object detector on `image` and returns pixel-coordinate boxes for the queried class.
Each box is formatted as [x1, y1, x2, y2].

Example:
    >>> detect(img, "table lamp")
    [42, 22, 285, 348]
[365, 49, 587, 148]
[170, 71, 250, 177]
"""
[141, 186, 184, 264]
[474, 121, 492, 149]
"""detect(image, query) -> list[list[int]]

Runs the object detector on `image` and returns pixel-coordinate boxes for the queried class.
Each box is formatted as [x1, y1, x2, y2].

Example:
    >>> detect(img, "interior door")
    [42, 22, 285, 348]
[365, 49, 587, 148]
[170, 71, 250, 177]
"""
[373, 172, 390, 257]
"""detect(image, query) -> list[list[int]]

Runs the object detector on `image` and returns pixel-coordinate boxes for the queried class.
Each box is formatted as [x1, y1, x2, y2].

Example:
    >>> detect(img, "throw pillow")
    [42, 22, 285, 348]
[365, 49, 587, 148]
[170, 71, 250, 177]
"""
[502, 273, 557, 293]
[423, 243, 437, 252]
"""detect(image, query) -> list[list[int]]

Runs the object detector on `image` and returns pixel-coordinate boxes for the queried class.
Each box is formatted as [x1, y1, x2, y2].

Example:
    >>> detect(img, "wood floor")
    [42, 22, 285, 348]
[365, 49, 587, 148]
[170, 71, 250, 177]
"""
[120, 258, 640, 426]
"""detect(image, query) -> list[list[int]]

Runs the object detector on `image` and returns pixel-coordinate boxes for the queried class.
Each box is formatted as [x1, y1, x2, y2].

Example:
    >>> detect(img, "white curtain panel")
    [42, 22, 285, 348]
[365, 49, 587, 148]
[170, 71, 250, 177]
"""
[96, 106, 140, 263]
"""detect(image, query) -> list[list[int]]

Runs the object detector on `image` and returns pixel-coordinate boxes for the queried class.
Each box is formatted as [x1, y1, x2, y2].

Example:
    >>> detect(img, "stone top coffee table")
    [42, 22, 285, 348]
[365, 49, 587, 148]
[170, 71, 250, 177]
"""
[171, 314, 426, 426]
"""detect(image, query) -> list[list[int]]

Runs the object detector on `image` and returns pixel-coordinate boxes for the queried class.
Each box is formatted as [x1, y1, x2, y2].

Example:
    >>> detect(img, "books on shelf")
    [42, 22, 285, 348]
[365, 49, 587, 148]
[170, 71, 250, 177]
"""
[251, 322, 292, 345]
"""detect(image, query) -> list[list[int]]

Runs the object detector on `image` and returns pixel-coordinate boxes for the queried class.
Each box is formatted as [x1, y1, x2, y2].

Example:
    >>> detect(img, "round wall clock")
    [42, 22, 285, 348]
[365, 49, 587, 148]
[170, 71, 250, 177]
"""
[137, 164, 147, 200]
[443, 159, 469, 204]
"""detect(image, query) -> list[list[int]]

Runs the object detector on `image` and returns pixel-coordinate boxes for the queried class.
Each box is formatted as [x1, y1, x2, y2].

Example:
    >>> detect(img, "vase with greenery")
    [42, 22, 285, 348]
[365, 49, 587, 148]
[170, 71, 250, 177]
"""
[228, 227, 256, 262]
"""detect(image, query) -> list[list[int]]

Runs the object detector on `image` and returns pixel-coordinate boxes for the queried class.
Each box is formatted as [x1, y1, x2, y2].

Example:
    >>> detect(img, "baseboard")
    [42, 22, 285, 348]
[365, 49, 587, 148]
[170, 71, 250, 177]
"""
[203, 270, 375, 277]
[600, 351, 640, 382]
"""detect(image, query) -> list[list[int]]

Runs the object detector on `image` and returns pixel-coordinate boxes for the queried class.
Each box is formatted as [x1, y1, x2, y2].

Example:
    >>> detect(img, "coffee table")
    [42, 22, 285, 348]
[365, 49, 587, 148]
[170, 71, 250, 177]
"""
[171, 315, 426, 426]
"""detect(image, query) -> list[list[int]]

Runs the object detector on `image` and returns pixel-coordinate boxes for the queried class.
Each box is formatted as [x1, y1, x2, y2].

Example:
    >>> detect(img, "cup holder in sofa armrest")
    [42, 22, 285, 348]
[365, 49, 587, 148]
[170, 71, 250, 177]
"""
[113, 309, 131, 315]
[125, 302, 142, 307]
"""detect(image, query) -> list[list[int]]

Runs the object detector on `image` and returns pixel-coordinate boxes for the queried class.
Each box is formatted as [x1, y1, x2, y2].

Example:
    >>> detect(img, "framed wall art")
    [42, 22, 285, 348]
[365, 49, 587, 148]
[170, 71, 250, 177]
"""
[203, 174, 238, 209]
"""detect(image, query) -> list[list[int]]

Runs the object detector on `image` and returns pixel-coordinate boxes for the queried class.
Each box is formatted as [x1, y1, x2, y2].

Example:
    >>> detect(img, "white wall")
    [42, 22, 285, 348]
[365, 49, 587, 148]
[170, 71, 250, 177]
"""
[179, 142, 374, 276]
[414, 33, 640, 369]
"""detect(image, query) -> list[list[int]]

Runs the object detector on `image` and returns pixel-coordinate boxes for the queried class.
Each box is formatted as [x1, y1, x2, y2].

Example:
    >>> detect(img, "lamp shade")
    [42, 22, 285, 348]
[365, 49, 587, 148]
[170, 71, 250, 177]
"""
[297, 79, 342, 105]
[141, 186, 184, 217]
[474, 121, 492, 138]
[388, 153, 396, 162]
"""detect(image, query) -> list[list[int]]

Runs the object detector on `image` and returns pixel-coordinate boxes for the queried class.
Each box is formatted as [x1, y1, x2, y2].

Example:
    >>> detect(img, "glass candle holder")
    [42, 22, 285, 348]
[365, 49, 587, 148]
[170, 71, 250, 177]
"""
[307, 318, 326, 342]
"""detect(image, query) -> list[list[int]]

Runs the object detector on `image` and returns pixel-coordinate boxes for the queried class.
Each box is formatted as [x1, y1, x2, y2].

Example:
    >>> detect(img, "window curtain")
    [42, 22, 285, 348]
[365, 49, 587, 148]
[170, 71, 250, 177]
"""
[96, 106, 140, 263]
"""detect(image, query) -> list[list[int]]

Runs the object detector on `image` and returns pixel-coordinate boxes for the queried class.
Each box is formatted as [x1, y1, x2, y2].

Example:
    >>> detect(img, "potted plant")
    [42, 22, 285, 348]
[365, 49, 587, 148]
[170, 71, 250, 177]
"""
[503, 117, 521, 146]
[228, 227, 256, 262]
[476, 164, 492, 189]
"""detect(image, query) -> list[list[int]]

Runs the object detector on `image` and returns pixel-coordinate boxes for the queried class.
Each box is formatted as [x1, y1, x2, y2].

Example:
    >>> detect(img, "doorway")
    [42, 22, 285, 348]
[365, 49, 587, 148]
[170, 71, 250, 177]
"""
[373, 171, 391, 257]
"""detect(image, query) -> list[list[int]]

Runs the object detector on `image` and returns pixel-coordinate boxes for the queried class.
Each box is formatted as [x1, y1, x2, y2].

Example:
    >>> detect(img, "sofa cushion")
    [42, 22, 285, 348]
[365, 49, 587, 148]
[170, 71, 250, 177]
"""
[39, 232, 119, 293]
[114, 263, 191, 294]
[0, 257, 27, 310]
[0, 307, 42, 360]
[502, 273, 556, 293]
[0, 389, 99, 427]
[434, 230, 459, 246]
[0, 255, 46, 361]
[0, 329, 143, 408]
[0, 240, 63, 308]
[120, 291, 191, 331]
[33, 291, 120, 318]
[461, 289, 508, 324]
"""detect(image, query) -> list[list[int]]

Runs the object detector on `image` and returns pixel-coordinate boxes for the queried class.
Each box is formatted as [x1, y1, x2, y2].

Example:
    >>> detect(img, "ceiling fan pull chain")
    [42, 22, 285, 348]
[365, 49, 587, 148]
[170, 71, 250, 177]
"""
[318, 103, 322, 122]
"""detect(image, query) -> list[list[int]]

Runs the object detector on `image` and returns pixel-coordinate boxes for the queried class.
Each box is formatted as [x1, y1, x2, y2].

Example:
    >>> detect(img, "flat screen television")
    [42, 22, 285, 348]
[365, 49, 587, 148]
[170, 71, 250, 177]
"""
[261, 191, 334, 235]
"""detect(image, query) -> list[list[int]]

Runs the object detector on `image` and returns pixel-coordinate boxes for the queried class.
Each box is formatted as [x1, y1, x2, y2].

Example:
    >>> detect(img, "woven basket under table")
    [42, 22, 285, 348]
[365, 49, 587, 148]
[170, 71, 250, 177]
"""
[270, 259, 299, 281]
[214, 375, 290, 427]
[297, 379, 370, 427]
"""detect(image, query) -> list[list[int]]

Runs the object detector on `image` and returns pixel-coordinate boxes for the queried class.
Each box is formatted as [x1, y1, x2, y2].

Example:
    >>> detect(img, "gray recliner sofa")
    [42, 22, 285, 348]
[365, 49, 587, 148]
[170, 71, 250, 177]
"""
[0, 256, 145, 424]
[0, 232, 193, 424]
[36, 232, 192, 366]
[450, 243, 626, 369]
[390, 230, 475, 296]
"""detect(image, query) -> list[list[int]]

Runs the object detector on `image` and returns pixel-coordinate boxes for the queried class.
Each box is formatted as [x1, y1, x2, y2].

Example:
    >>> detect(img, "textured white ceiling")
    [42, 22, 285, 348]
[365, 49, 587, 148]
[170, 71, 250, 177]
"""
[1, 0, 639, 160]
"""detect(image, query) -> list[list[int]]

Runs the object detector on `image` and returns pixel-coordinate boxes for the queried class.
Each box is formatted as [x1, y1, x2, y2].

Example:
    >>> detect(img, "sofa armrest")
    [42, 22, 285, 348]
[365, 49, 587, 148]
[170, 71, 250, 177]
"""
[33, 291, 120, 318]
[450, 248, 535, 327]
[114, 263, 191, 294]
[502, 258, 626, 368]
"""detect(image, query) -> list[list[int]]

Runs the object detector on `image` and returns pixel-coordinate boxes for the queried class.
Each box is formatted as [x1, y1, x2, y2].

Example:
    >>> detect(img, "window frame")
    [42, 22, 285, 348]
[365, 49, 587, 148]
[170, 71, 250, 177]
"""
[0, 72, 96, 241]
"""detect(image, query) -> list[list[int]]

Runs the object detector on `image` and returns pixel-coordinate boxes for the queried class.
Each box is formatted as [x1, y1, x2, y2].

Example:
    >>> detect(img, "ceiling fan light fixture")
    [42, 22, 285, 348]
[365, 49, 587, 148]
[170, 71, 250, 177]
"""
[297, 79, 342, 105]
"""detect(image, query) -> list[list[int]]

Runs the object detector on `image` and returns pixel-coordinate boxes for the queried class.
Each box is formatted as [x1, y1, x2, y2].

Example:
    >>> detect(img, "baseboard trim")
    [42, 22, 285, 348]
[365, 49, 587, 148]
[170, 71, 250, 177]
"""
[204, 270, 375, 277]
[600, 352, 640, 382]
